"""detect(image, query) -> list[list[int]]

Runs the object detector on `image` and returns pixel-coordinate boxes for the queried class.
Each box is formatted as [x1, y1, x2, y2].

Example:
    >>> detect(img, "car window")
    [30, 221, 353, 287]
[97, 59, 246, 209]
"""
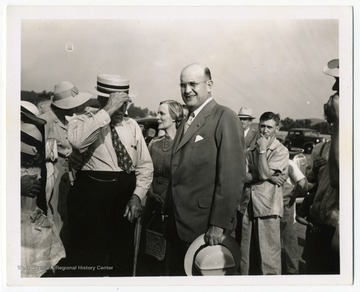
[303, 131, 319, 137]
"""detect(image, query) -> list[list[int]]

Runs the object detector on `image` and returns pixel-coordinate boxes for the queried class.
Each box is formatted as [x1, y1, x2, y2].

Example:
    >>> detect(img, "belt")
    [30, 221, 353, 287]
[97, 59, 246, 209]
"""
[78, 170, 135, 182]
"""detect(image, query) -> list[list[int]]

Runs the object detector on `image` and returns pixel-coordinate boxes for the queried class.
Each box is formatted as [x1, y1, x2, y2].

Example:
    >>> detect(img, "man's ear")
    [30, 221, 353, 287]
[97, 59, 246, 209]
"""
[206, 80, 213, 92]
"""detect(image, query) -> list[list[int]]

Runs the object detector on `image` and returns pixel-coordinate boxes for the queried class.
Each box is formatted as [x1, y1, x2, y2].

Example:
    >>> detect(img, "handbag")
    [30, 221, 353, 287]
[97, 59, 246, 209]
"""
[144, 212, 167, 261]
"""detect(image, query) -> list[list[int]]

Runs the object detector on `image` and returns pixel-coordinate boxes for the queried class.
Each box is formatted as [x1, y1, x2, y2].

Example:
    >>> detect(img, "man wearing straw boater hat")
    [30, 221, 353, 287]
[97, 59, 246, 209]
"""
[40, 81, 92, 246]
[66, 74, 153, 276]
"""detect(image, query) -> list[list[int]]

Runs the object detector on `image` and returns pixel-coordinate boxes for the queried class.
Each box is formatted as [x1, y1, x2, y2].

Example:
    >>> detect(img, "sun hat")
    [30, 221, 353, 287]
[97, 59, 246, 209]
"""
[51, 81, 92, 109]
[21, 101, 46, 125]
[184, 234, 240, 276]
[94, 74, 137, 98]
[238, 107, 255, 119]
[323, 59, 339, 77]
[21, 123, 43, 156]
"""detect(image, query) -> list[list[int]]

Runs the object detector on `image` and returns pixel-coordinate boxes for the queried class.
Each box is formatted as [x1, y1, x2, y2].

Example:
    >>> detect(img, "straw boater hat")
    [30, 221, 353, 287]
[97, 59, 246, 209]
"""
[184, 234, 241, 276]
[21, 123, 43, 156]
[51, 81, 92, 109]
[237, 107, 255, 119]
[21, 101, 46, 125]
[94, 74, 137, 98]
[323, 58, 339, 78]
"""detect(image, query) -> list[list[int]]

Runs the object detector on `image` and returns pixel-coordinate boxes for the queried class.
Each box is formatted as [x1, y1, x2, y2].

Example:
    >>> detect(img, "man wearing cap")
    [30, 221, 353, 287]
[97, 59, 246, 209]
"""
[40, 81, 92, 246]
[238, 107, 258, 150]
[240, 111, 289, 275]
[306, 59, 339, 274]
[66, 74, 153, 276]
[164, 63, 246, 276]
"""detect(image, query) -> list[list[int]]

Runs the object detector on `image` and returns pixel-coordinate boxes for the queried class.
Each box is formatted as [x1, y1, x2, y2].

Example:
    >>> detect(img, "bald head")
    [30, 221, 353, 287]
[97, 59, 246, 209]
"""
[180, 63, 213, 112]
[180, 63, 212, 80]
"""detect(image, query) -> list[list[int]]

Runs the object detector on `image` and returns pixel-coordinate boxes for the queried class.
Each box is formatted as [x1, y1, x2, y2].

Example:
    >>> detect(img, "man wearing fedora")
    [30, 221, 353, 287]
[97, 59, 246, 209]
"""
[238, 107, 258, 150]
[235, 107, 258, 247]
[164, 63, 246, 276]
[40, 81, 92, 246]
[66, 74, 153, 276]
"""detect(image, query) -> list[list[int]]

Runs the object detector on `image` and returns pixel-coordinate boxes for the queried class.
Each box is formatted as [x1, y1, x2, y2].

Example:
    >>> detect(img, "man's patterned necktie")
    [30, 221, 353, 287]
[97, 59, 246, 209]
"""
[109, 123, 133, 174]
[183, 112, 195, 134]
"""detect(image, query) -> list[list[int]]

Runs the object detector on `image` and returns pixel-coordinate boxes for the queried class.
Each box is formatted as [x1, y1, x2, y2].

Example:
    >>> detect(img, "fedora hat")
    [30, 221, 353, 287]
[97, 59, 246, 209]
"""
[323, 58, 339, 77]
[52, 81, 92, 109]
[21, 101, 46, 125]
[238, 107, 255, 119]
[94, 74, 137, 98]
[184, 234, 240, 276]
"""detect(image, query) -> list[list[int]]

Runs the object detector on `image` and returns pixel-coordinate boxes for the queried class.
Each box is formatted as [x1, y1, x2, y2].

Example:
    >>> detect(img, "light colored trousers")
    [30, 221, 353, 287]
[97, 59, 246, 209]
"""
[240, 207, 282, 275]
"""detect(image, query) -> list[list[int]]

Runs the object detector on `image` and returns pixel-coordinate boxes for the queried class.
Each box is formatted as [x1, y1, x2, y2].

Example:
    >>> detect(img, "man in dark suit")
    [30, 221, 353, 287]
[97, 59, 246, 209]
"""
[238, 107, 258, 150]
[235, 107, 258, 245]
[164, 63, 246, 275]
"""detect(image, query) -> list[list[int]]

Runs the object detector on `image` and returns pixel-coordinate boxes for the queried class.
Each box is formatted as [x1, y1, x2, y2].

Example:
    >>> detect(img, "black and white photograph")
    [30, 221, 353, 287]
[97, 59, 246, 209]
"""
[2, 1, 356, 290]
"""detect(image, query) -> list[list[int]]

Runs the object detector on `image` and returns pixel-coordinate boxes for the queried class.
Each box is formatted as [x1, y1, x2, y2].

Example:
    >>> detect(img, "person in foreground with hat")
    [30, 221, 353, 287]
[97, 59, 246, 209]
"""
[164, 63, 246, 276]
[305, 58, 339, 274]
[20, 104, 66, 277]
[20, 101, 48, 212]
[239, 111, 289, 275]
[39, 81, 92, 247]
[66, 74, 153, 276]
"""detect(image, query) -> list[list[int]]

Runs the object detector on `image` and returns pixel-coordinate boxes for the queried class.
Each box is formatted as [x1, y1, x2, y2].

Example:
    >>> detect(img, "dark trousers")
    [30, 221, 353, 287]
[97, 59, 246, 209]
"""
[64, 171, 136, 277]
[303, 223, 339, 274]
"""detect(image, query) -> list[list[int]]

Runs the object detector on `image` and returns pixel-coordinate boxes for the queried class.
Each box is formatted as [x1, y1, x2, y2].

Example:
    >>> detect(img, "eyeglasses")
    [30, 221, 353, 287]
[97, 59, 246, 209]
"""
[179, 80, 209, 89]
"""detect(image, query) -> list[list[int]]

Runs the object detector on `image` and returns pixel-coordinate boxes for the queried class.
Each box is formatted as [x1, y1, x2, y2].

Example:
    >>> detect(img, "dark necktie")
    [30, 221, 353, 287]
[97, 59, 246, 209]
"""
[183, 112, 195, 134]
[109, 123, 133, 173]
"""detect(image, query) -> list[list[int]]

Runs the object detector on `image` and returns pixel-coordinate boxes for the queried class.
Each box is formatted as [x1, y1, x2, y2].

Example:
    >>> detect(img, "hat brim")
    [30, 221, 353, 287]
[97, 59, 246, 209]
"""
[92, 87, 138, 99]
[184, 234, 241, 276]
[21, 111, 46, 125]
[323, 66, 339, 78]
[238, 115, 255, 119]
[51, 92, 92, 109]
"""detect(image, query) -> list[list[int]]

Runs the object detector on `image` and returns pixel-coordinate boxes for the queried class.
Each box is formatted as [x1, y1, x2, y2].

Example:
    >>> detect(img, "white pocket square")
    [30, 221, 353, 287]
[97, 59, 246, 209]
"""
[194, 135, 204, 143]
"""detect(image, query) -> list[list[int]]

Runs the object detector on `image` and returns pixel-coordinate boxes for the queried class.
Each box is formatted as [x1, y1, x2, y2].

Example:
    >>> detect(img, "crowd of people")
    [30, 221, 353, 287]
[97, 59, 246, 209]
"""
[20, 60, 340, 277]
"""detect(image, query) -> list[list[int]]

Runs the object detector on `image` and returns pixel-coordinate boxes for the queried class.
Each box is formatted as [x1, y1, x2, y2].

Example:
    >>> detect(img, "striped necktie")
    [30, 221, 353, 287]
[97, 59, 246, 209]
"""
[109, 123, 133, 173]
[183, 112, 195, 134]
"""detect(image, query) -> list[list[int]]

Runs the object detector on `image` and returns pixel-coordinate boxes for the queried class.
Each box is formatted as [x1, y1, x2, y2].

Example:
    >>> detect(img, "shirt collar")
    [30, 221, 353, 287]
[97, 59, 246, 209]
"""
[191, 97, 213, 118]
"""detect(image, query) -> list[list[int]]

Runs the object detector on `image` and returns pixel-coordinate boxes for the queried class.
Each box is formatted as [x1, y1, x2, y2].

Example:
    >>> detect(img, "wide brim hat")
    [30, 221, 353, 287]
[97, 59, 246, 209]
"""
[52, 81, 92, 109]
[184, 234, 240, 276]
[238, 107, 255, 119]
[21, 101, 46, 125]
[323, 58, 339, 77]
[93, 74, 137, 98]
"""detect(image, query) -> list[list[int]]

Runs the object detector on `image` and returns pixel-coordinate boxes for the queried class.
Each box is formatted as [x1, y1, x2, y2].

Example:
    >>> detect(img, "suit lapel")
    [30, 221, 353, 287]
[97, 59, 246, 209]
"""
[174, 99, 217, 153]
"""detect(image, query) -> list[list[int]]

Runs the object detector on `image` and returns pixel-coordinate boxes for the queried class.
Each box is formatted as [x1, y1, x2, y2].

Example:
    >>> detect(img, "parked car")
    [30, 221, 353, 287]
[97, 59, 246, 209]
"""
[135, 117, 160, 145]
[283, 128, 325, 154]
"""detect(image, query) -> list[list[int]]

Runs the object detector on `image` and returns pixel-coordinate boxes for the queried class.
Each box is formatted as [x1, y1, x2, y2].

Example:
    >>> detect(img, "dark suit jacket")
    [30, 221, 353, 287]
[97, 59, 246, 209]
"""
[166, 99, 246, 243]
[245, 128, 258, 150]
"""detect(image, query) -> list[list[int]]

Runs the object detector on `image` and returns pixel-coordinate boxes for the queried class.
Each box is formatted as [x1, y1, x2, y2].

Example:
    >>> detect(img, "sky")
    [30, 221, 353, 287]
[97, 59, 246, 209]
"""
[19, 6, 342, 120]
